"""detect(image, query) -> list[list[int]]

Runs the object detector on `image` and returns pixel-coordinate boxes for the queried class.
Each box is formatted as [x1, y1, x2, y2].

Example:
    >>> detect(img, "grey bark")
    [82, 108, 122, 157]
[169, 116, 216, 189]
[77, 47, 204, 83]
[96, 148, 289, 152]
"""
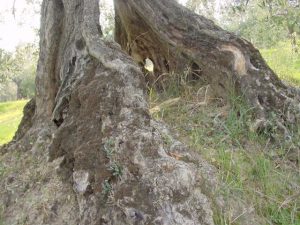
[2, 0, 297, 224]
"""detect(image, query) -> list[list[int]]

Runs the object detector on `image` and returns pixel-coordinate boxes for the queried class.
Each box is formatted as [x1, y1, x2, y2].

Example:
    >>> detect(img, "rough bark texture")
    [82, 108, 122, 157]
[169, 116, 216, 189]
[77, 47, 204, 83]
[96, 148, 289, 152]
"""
[114, 0, 300, 138]
[2, 0, 299, 224]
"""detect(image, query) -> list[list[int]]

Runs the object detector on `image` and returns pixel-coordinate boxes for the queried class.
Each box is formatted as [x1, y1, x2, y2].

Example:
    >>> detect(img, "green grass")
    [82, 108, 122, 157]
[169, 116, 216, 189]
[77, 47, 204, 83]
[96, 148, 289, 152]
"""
[0, 41, 299, 224]
[0, 100, 28, 146]
[261, 41, 300, 86]
[151, 79, 300, 224]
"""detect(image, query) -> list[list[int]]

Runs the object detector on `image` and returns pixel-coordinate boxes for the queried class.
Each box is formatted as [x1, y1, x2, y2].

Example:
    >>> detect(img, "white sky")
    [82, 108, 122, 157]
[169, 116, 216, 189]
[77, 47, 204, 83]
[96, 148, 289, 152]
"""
[0, 0, 40, 51]
[0, 0, 187, 52]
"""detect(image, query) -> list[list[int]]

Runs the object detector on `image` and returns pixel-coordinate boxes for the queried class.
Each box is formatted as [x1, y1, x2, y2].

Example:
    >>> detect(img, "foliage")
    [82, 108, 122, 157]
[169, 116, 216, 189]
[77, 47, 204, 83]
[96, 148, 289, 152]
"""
[0, 100, 27, 145]
[108, 162, 123, 177]
[225, 0, 300, 48]
[99, 1, 115, 39]
[0, 50, 13, 83]
[185, 0, 299, 49]
[103, 138, 115, 159]
[101, 180, 112, 196]
[0, 44, 38, 100]
[185, 0, 232, 22]
[102, 138, 122, 198]
[0, 82, 18, 102]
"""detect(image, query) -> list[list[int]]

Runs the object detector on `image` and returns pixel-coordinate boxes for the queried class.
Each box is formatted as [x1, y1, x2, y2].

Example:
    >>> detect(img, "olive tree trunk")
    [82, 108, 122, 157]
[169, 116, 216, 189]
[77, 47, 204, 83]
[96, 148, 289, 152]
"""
[2, 0, 297, 224]
[114, 0, 300, 137]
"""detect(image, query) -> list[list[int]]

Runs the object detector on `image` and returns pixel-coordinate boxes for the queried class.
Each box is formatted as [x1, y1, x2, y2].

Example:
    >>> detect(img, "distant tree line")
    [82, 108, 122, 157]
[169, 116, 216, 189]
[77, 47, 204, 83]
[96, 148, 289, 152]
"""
[185, 0, 299, 49]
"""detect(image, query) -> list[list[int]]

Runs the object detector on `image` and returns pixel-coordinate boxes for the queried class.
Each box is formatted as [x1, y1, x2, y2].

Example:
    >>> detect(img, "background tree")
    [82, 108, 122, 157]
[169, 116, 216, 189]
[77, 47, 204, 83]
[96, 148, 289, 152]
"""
[12, 44, 38, 99]
[0, 50, 16, 101]
[185, 0, 232, 22]
[183, 0, 299, 50]
[227, 0, 300, 49]
[100, 0, 115, 39]
[0, 49, 13, 83]
[0, 44, 38, 100]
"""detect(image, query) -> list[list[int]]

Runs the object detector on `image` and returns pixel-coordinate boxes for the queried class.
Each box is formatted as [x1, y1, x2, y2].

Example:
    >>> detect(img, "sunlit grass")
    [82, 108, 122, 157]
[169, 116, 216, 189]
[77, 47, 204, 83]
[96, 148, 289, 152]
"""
[261, 41, 300, 86]
[0, 100, 28, 146]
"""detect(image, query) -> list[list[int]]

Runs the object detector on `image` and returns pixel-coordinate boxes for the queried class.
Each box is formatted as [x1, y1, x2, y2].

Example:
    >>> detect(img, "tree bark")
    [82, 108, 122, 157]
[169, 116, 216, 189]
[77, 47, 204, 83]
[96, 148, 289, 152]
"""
[2, 0, 251, 224]
[2, 0, 298, 224]
[6, 0, 239, 224]
[114, 0, 300, 138]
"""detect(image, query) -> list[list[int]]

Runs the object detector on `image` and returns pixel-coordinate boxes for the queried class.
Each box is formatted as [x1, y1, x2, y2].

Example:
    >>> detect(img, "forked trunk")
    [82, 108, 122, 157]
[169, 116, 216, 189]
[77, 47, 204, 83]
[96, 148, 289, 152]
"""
[1, 0, 298, 224]
[2, 0, 251, 224]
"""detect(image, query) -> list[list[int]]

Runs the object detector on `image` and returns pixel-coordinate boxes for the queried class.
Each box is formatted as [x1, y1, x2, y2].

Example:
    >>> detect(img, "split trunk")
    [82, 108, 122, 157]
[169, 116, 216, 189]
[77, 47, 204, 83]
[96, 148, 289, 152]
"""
[1, 0, 299, 224]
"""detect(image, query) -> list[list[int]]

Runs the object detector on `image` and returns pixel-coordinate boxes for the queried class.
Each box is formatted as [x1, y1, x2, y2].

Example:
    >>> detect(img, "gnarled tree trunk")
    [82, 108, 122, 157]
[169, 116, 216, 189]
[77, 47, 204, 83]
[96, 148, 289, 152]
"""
[114, 0, 300, 137]
[0, 0, 299, 224]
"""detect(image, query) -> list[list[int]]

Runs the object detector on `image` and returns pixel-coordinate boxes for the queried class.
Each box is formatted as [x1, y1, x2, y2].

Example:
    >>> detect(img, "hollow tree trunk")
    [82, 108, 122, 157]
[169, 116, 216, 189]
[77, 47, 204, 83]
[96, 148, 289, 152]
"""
[114, 0, 300, 137]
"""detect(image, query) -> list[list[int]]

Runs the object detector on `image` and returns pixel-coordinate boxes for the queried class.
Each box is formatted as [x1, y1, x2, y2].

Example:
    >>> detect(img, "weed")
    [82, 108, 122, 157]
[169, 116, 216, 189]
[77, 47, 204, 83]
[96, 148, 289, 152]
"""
[251, 155, 271, 181]
[108, 162, 123, 177]
[102, 138, 123, 198]
[161, 133, 173, 146]
[103, 138, 115, 159]
[224, 93, 256, 143]
[213, 213, 231, 225]
[101, 179, 112, 196]
[266, 204, 300, 225]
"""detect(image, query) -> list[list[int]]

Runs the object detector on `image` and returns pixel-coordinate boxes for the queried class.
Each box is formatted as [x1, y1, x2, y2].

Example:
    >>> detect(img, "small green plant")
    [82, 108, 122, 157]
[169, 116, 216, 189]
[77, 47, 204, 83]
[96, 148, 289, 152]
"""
[266, 204, 300, 225]
[251, 155, 270, 181]
[251, 154, 271, 192]
[162, 133, 173, 146]
[259, 111, 278, 139]
[213, 211, 237, 225]
[224, 93, 256, 143]
[102, 179, 112, 196]
[108, 162, 123, 177]
[102, 138, 123, 198]
[103, 138, 115, 158]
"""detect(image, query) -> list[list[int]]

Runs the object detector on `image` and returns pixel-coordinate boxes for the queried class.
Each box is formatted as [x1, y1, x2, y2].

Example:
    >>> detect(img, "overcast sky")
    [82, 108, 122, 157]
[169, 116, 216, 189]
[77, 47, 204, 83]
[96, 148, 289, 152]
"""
[0, 0, 40, 51]
[0, 0, 187, 52]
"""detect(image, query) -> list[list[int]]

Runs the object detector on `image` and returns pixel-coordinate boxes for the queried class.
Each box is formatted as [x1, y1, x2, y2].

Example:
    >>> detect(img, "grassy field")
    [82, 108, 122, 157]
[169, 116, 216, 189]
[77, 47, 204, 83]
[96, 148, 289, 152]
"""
[0, 100, 28, 146]
[261, 41, 300, 86]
